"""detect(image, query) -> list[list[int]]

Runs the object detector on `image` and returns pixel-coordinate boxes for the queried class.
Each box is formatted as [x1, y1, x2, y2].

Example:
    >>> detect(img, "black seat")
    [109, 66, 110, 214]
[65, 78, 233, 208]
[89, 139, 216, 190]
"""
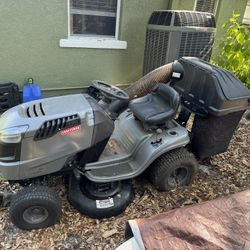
[129, 83, 180, 126]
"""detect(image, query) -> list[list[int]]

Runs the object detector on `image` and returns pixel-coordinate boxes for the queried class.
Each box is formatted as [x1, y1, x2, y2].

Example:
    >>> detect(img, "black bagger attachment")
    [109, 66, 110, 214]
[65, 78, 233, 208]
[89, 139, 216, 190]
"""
[171, 57, 250, 160]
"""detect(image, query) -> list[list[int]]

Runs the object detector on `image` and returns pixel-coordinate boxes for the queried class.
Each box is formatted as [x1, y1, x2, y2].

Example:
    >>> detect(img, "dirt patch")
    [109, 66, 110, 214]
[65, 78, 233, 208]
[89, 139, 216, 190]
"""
[0, 122, 249, 250]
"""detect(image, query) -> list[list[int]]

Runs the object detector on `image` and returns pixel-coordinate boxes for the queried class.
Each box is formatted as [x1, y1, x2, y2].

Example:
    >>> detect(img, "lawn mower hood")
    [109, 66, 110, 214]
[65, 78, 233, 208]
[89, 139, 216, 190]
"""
[0, 94, 114, 180]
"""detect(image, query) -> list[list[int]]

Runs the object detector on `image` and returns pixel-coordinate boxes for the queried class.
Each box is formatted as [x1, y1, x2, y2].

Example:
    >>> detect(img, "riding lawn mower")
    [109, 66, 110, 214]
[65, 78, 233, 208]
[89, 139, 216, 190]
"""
[0, 57, 249, 230]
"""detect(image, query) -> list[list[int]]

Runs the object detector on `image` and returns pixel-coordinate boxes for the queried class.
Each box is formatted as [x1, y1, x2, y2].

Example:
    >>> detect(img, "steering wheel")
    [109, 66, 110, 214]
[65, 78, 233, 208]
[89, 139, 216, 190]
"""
[91, 80, 129, 101]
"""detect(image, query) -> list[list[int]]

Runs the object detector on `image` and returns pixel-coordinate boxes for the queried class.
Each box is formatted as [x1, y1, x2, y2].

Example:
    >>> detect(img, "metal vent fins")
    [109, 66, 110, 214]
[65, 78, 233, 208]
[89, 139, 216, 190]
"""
[26, 103, 45, 118]
[143, 10, 216, 75]
[144, 29, 169, 74]
[149, 11, 172, 25]
[178, 32, 215, 61]
[174, 12, 216, 27]
[195, 0, 217, 14]
[34, 114, 80, 141]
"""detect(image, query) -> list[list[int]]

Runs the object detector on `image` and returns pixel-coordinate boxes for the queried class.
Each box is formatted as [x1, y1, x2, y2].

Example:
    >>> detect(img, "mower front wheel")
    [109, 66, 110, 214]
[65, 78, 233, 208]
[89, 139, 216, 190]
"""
[9, 186, 61, 230]
[146, 148, 198, 191]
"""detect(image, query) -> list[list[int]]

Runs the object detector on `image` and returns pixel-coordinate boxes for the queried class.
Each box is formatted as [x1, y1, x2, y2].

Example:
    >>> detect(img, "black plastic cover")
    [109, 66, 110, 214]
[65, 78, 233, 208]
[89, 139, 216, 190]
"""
[0, 82, 20, 113]
[172, 57, 250, 116]
[190, 111, 244, 160]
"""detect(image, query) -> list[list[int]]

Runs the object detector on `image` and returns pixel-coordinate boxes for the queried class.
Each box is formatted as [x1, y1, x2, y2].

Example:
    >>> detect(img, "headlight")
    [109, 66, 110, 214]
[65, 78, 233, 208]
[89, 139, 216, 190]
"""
[0, 126, 28, 143]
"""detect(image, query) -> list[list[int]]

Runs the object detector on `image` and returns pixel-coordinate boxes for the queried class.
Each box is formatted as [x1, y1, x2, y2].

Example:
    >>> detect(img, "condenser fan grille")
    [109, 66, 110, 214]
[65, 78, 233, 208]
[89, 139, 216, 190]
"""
[195, 0, 217, 13]
[174, 12, 216, 27]
[149, 11, 172, 25]
[179, 32, 215, 61]
[143, 29, 169, 75]
[143, 11, 216, 74]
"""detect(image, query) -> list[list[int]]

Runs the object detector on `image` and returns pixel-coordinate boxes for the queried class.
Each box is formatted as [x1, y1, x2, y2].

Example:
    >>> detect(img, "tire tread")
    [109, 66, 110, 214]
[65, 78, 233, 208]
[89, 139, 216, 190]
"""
[9, 186, 61, 230]
[146, 148, 198, 191]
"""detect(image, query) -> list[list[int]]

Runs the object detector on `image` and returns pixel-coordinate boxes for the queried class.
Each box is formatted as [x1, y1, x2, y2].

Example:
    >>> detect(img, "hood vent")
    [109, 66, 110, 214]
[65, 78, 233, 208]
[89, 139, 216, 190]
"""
[26, 103, 45, 118]
[34, 114, 80, 141]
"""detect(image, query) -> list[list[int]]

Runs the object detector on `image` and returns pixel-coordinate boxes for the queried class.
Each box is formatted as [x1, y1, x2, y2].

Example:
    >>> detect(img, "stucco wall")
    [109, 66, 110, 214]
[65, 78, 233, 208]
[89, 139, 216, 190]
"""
[213, 0, 248, 55]
[169, 0, 195, 10]
[0, 0, 247, 96]
[0, 0, 168, 94]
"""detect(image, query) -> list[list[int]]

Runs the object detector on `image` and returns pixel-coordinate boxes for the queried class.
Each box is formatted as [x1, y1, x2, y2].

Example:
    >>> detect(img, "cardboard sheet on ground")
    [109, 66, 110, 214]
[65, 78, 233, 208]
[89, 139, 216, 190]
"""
[125, 190, 250, 250]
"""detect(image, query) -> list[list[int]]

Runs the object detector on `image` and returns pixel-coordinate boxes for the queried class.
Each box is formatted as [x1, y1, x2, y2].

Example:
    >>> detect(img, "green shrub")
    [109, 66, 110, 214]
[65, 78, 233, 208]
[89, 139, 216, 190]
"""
[213, 13, 250, 88]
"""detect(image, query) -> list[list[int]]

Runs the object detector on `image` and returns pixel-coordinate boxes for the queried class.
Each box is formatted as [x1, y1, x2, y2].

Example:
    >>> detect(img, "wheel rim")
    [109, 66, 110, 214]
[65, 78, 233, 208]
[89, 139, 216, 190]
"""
[168, 167, 188, 187]
[23, 206, 49, 224]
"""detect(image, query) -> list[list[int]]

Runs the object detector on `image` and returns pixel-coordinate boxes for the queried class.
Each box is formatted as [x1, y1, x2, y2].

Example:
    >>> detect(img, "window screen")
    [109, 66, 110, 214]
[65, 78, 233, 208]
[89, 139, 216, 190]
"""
[70, 0, 118, 37]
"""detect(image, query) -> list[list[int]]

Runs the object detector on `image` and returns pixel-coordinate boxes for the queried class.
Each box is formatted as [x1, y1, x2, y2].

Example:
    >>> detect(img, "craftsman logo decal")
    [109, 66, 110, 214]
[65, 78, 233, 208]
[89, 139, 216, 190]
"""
[60, 125, 81, 136]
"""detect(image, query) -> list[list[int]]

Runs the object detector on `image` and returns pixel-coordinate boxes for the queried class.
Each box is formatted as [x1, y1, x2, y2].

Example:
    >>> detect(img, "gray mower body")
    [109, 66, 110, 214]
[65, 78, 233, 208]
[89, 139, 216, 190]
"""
[0, 94, 114, 180]
[0, 94, 188, 181]
[2, 56, 249, 183]
[85, 111, 189, 182]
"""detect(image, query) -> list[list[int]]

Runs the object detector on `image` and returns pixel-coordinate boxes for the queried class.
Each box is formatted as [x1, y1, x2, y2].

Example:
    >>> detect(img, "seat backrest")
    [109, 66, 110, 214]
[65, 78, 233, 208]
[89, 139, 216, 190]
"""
[153, 83, 180, 110]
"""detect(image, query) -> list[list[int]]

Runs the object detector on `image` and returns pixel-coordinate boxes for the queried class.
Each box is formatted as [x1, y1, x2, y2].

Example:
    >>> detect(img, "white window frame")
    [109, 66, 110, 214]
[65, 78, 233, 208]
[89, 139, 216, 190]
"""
[243, 0, 250, 24]
[60, 0, 127, 49]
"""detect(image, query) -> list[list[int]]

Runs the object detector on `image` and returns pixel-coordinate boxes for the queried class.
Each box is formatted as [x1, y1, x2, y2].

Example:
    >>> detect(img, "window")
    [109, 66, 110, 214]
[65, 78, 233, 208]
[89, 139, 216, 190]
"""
[194, 0, 219, 14]
[60, 0, 127, 49]
[70, 0, 118, 37]
[243, 0, 250, 25]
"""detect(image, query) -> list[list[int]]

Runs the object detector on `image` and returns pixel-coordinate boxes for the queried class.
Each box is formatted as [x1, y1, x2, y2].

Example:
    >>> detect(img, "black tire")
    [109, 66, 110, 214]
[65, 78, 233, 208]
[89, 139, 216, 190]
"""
[68, 174, 134, 219]
[9, 186, 61, 230]
[146, 148, 198, 191]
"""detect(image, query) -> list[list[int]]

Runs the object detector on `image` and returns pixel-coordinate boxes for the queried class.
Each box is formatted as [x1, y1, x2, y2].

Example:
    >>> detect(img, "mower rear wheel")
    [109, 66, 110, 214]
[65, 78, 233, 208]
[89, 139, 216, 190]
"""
[68, 174, 134, 219]
[146, 148, 198, 191]
[9, 186, 61, 230]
